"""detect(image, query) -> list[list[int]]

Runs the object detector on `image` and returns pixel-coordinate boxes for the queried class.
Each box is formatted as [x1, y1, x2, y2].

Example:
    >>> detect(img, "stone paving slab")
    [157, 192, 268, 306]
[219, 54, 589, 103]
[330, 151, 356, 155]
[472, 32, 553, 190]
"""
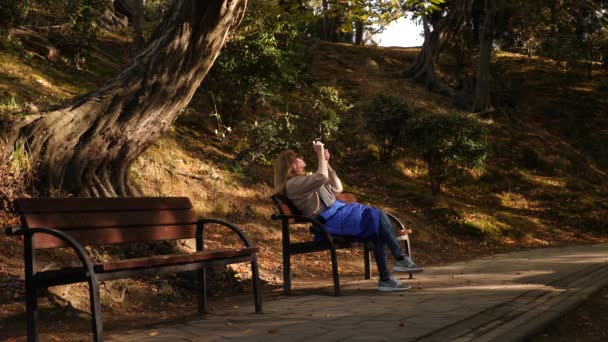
[108, 244, 608, 342]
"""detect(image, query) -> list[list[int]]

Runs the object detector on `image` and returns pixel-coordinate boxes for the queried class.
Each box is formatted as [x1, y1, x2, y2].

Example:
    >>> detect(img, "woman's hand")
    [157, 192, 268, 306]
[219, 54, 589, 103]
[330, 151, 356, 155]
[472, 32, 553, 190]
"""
[312, 141, 325, 156]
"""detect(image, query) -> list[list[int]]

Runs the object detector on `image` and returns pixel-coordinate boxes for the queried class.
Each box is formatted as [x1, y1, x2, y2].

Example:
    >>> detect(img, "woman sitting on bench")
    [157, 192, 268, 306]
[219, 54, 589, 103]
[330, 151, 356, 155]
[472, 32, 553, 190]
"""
[274, 141, 422, 291]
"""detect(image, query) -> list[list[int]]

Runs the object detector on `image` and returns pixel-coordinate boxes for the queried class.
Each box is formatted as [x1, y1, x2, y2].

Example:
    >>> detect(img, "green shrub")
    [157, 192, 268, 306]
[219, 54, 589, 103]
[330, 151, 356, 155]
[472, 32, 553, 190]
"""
[237, 85, 350, 164]
[239, 112, 301, 164]
[366, 94, 414, 161]
[304, 85, 350, 143]
[0, 0, 30, 46]
[67, 0, 108, 68]
[202, 0, 306, 124]
[405, 113, 489, 195]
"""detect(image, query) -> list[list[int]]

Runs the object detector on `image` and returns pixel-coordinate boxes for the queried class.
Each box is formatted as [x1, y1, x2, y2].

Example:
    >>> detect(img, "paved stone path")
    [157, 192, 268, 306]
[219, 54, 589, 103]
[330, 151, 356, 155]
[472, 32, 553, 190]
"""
[108, 244, 608, 341]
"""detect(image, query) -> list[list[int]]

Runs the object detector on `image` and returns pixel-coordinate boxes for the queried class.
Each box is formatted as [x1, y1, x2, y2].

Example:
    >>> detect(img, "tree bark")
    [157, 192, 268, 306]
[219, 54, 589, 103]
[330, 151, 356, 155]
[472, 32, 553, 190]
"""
[321, 0, 330, 41]
[412, 16, 438, 89]
[405, 0, 473, 94]
[132, 0, 145, 51]
[427, 162, 443, 195]
[354, 19, 363, 45]
[321, 0, 341, 42]
[472, 0, 497, 112]
[1, 0, 248, 197]
[9, 28, 60, 62]
[102, 0, 129, 32]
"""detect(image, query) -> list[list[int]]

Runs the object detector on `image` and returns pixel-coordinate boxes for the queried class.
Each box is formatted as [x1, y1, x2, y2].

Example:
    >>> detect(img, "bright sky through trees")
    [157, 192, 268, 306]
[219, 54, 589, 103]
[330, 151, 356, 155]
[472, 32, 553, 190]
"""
[377, 16, 424, 47]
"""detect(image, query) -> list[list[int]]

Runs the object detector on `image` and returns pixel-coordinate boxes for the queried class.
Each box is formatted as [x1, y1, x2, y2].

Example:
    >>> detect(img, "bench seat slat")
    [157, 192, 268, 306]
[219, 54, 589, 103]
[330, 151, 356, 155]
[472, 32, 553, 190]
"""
[15, 197, 192, 213]
[289, 240, 367, 255]
[99, 247, 259, 272]
[32, 248, 259, 287]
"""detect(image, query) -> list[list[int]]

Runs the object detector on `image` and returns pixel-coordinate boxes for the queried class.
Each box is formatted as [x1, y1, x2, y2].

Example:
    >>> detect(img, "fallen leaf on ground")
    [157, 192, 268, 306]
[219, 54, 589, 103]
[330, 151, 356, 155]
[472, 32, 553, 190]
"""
[268, 329, 280, 335]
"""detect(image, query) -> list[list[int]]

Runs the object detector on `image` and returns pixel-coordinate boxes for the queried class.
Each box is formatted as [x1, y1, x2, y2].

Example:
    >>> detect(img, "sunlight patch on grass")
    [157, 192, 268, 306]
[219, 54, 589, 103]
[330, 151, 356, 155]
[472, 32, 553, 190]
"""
[0, 52, 79, 110]
[497, 192, 538, 210]
[462, 212, 511, 241]
[131, 134, 275, 226]
[395, 158, 426, 179]
[520, 171, 566, 187]
[571, 86, 595, 93]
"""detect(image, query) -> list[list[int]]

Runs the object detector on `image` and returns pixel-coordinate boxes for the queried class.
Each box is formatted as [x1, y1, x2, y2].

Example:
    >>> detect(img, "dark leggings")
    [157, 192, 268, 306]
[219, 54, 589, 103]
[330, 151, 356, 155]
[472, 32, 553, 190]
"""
[373, 211, 406, 281]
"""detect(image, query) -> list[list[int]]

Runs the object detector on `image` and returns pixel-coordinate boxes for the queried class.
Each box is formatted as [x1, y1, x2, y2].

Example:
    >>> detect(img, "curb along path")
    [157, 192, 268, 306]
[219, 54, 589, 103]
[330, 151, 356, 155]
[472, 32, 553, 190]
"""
[109, 244, 608, 342]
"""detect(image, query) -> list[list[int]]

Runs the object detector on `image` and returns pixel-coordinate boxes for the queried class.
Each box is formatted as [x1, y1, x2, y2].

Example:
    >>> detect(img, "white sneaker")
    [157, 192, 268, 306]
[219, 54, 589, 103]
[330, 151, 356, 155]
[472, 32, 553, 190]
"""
[378, 276, 412, 292]
[394, 257, 423, 273]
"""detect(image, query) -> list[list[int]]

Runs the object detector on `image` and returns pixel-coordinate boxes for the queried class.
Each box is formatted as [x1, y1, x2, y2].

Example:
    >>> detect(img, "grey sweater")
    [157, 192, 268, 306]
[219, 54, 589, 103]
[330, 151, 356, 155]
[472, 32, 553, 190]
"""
[285, 166, 343, 217]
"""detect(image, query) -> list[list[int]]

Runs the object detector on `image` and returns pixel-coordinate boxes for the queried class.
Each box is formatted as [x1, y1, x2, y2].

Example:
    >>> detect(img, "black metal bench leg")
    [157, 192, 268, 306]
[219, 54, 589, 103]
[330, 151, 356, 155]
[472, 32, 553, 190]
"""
[87, 278, 104, 342]
[25, 285, 38, 342]
[283, 252, 291, 294]
[364, 243, 372, 280]
[24, 235, 38, 342]
[198, 268, 208, 314]
[330, 248, 340, 296]
[251, 256, 262, 313]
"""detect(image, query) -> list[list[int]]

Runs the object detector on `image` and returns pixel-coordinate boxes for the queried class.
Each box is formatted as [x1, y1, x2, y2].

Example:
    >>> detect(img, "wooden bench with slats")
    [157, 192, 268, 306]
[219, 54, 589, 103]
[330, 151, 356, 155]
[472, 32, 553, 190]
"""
[5, 197, 262, 342]
[270, 193, 419, 296]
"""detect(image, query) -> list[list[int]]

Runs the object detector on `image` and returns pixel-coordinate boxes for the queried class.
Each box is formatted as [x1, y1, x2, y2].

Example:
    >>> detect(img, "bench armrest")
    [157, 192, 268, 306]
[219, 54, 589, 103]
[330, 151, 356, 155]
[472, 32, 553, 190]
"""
[8, 226, 98, 277]
[385, 212, 407, 231]
[197, 218, 255, 248]
[270, 214, 335, 246]
[5, 226, 24, 236]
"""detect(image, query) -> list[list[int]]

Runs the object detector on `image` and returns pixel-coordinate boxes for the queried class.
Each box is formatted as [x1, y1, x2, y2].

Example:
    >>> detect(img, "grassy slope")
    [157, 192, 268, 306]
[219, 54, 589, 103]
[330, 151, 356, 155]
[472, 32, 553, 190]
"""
[309, 42, 607, 257]
[1, 38, 607, 338]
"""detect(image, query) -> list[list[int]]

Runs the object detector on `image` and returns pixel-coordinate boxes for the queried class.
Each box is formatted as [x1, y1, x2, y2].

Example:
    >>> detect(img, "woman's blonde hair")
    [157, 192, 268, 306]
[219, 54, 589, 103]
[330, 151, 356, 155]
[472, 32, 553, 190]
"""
[274, 150, 299, 194]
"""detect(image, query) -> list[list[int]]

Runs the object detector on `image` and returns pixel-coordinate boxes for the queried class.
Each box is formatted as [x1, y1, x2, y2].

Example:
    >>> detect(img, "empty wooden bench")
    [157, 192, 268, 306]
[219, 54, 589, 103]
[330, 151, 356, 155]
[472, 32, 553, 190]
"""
[271, 193, 421, 295]
[5, 197, 262, 342]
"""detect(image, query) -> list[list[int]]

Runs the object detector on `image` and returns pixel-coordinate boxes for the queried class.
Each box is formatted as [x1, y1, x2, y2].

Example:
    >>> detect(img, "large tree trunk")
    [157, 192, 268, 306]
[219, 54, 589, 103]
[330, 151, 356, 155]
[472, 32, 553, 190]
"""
[472, 0, 496, 112]
[321, 0, 340, 42]
[102, 0, 130, 32]
[409, 16, 439, 89]
[405, 0, 473, 94]
[354, 19, 363, 45]
[331, 12, 341, 42]
[9, 28, 60, 62]
[113, 0, 146, 52]
[132, 0, 145, 51]
[321, 0, 330, 41]
[1, 0, 248, 197]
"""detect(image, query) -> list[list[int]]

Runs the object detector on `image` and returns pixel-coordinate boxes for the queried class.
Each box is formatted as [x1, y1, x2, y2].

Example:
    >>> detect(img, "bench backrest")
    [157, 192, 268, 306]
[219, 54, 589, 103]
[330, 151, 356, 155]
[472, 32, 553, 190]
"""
[270, 193, 308, 224]
[15, 197, 197, 249]
[270, 193, 359, 224]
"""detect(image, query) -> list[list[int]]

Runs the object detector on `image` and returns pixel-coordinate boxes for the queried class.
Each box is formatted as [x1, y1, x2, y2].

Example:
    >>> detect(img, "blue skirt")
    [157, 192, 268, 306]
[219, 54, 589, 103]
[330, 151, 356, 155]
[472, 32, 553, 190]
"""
[315, 201, 380, 242]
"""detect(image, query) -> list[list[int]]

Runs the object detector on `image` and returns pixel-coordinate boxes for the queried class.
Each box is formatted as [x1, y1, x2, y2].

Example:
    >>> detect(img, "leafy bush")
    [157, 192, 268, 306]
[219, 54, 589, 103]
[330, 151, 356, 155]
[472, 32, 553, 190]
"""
[196, 1, 353, 165]
[238, 112, 301, 164]
[67, 0, 108, 68]
[303, 85, 350, 143]
[366, 94, 414, 160]
[0, 0, 30, 46]
[405, 113, 489, 195]
[237, 85, 350, 164]
[202, 0, 306, 124]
